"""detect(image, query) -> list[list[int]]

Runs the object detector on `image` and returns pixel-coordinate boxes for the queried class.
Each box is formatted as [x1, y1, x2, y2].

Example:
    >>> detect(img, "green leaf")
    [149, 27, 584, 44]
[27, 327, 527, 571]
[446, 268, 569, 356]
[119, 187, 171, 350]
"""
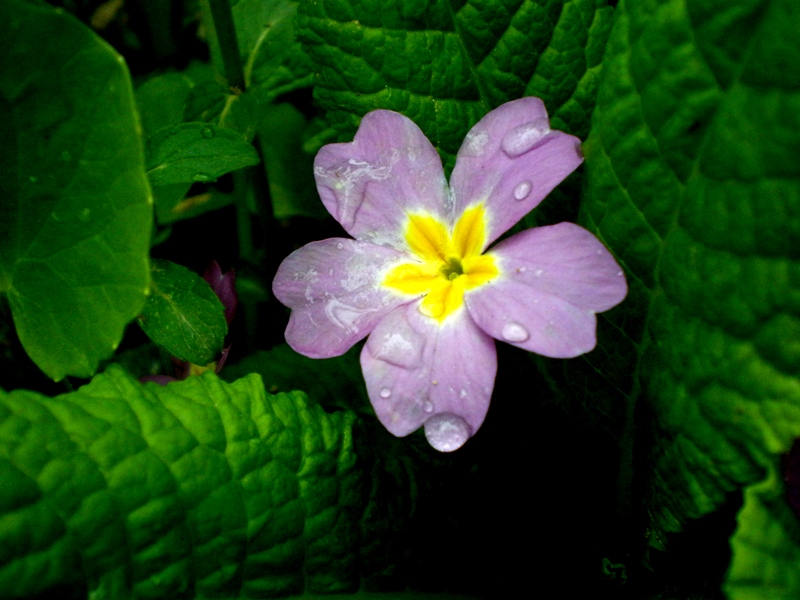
[135, 62, 217, 138]
[0, 365, 367, 597]
[724, 463, 800, 600]
[0, 0, 152, 380]
[137, 259, 227, 365]
[259, 103, 330, 219]
[232, 0, 313, 102]
[297, 0, 612, 173]
[145, 122, 260, 186]
[578, 0, 800, 543]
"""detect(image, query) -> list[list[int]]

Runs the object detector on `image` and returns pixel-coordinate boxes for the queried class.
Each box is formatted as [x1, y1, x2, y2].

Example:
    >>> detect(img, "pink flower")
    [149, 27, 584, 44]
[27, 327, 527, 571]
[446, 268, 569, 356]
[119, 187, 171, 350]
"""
[272, 98, 627, 451]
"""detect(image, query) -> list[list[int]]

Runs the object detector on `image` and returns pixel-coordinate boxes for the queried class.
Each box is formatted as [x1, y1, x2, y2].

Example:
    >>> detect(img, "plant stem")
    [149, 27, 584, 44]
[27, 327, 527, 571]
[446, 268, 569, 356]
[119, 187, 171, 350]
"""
[206, 0, 245, 91]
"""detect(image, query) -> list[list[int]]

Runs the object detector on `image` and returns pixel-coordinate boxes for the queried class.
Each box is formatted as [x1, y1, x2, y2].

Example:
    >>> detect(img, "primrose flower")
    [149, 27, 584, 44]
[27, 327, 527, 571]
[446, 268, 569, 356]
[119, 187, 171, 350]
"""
[272, 98, 627, 452]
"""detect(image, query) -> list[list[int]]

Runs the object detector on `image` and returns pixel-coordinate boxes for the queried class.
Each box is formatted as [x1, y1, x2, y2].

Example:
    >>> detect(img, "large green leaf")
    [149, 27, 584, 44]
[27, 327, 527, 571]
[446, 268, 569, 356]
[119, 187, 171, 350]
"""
[297, 0, 612, 173]
[724, 463, 800, 600]
[0, 0, 152, 381]
[578, 0, 800, 545]
[0, 366, 366, 597]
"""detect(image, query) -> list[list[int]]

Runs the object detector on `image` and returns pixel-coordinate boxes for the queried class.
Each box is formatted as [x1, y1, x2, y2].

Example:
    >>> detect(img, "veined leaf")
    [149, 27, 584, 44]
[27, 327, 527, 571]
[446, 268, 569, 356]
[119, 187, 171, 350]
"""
[579, 0, 800, 547]
[145, 122, 260, 186]
[0, 366, 364, 597]
[233, 0, 313, 101]
[724, 462, 800, 600]
[0, 0, 152, 380]
[136, 260, 227, 365]
[297, 0, 612, 173]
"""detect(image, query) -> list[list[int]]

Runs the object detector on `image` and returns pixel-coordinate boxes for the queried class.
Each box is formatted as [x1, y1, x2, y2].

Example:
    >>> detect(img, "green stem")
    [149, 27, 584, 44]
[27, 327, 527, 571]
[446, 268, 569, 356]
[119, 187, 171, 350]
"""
[206, 0, 245, 91]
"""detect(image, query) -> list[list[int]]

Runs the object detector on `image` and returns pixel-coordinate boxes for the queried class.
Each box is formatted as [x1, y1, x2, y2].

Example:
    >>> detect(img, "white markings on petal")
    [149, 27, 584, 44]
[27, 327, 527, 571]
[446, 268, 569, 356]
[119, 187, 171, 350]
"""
[314, 159, 392, 229]
[461, 130, 490, 157]
[501, 117, 552, 157]
[424, 413, 472, 452]
[366, 320, 425, 369]
[501, 322, 530, 343]
[324, 299, 376, 333]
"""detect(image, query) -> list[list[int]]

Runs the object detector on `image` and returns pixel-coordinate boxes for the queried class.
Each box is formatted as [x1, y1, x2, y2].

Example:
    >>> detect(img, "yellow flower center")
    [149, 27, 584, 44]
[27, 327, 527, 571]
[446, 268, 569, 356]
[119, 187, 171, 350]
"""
[383, 204, 499, 322]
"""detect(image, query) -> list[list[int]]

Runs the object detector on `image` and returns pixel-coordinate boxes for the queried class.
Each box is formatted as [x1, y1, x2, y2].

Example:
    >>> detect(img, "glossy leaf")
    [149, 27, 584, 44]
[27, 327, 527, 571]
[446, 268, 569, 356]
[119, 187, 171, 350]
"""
[145, 122, 260, 186]
[0, 0, 152, 380]
[137, 259, 227, 365]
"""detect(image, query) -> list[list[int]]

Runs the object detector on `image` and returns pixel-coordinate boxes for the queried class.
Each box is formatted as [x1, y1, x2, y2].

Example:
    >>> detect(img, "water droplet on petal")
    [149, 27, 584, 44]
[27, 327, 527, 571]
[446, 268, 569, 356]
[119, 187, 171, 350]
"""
[534, 269, 544, 276]
[502, 322, 530, 343]
[596, 249, 603, 255]
[424, 413, 472, 452]
[380, 387, 391, 399]
[192, 172, 214, 183]
[366, 323, 425, 369]
[513, 181, 532, 200]
[617, 271, 624, 277]
[422, 400, 434, 413]
[201, 125, 215, 138]
[501, 118, 551, 157]
[459, 389, 467, 399]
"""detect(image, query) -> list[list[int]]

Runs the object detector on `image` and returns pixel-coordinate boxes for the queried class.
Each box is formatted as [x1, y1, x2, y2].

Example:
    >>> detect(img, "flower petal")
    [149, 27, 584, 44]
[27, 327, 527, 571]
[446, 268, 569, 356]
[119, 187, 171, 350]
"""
[361, 304, 496, 451]
[466, 223, 627, 358]
[272, 238, 410, 358]
[449, 97, 584, 246]
[314, 110, 450, 249]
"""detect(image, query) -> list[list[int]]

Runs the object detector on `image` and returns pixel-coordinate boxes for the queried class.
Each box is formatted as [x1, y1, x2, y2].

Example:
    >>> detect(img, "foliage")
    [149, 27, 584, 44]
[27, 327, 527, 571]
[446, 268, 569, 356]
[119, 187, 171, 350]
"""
[0, 0, 798, 597]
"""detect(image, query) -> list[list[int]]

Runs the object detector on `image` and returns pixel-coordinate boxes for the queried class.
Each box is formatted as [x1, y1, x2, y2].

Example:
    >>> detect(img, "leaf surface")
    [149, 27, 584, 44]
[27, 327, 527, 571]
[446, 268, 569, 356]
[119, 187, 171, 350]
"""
[724, 463, 800, 600]
[578, 0, 800, 545]
[297, 0, 613, 174]
[0, 0, 152, 380]
[137, 260, 228, 365]
[145, 122, 260, 186]
[0, 366, 368, 597]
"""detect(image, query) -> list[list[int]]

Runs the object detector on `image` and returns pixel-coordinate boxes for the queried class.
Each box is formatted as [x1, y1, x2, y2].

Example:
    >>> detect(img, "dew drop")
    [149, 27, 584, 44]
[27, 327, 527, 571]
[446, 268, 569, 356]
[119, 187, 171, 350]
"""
[502, 322, 530, 343]
[617, 271, 624, 277]
[201, 125, 215, 138]
[513, 181, 532, 200]
[192, 173, 214, 183]
[336, 243, 344, 249]
[422, 400, 434, 413]
[534, 269, 544, 276]
[459, 389, 468, 399]
[380, 387, 392, 399]
[424, 413, 472, 452]
[501, 118, 551, 157]
[596, 249, 603, 255]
